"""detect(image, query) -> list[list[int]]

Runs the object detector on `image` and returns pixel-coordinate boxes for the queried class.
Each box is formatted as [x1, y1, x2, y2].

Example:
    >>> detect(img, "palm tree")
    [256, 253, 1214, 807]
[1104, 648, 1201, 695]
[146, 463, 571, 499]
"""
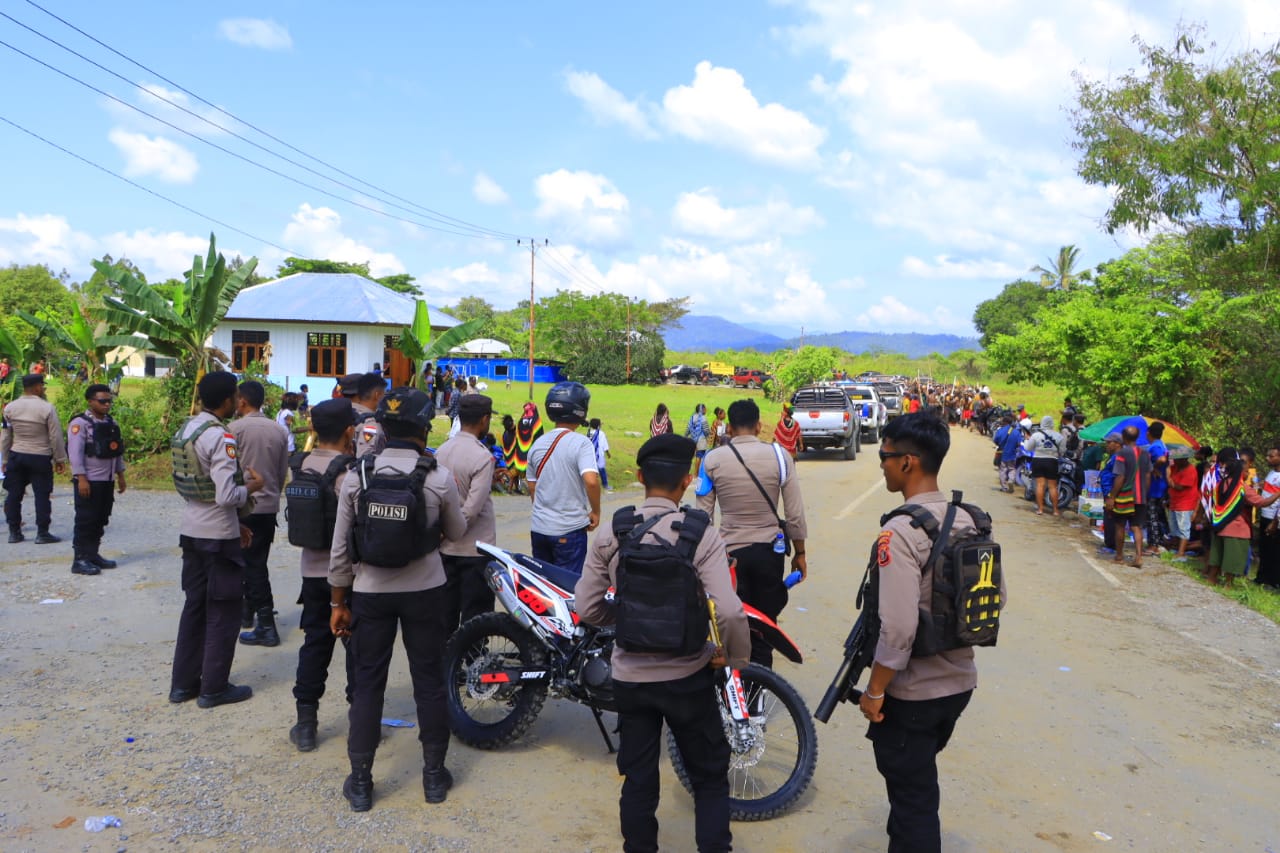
[97, 234, 257, 411]
[1030, 245, 1083, 291]
[395, 299, 485, 389]
[16, 307, 120, 384]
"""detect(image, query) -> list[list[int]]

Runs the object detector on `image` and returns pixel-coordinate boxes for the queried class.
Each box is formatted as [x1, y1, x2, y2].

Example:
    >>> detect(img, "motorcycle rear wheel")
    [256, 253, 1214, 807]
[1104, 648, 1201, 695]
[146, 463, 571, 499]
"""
[667, 663, 817, 821]
[444, 612, 549, 749]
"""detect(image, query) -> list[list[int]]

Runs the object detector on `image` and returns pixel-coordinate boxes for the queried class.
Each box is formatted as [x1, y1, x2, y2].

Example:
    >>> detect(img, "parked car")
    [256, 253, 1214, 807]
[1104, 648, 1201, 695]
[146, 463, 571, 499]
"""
[790, 385, 859, 460]
[872, 381, 904, 420]
[733, 368, 770, 390]
[839, 383, 888, 442]
[668, 364, 701, 384]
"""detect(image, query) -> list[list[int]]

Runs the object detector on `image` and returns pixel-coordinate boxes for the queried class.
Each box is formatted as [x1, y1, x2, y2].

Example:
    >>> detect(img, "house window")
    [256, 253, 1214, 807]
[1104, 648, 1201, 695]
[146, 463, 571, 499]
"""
[307, 332, 347, 377]
[231, 330, 269, 370]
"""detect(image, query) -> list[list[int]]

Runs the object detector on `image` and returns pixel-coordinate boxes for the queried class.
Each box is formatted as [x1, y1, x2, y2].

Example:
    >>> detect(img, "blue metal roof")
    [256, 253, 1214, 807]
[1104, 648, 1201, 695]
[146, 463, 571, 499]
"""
[223, 272, 460, 327]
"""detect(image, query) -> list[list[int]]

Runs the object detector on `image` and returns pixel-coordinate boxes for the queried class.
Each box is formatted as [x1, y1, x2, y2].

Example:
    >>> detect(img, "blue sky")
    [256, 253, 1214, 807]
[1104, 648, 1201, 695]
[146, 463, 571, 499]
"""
[2, 1, 1276, 336]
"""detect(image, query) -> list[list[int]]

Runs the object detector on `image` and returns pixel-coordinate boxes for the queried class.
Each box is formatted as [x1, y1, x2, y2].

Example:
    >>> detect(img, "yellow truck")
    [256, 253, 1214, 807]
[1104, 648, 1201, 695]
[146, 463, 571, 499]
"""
[702, 361, 735, 383]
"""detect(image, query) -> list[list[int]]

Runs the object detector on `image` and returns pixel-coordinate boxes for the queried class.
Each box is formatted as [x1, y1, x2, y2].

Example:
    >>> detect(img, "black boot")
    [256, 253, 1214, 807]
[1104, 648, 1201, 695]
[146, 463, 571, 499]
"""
[7, 528, 23, 544]
[34, 529, 61, 544]
[289, 702, 319, 752]
[422, 743, 454, 804]
[239, 608, 280, 647]
[343, 751, 375, 812]
[240, 599, 254, 630]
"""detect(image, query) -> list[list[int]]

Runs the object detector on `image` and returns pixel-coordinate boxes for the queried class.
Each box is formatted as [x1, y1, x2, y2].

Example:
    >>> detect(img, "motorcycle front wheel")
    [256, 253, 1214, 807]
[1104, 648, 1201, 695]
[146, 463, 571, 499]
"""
[667, 663, 818, 821]
[444, 612, 549, 749]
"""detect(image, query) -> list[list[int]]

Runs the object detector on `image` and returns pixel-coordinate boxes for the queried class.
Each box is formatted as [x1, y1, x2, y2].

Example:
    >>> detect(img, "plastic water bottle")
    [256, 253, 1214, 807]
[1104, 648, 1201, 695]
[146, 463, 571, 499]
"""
[772, 532, 786, 554]
[783, 570, 802, 588]
[84, 816, 121, 832]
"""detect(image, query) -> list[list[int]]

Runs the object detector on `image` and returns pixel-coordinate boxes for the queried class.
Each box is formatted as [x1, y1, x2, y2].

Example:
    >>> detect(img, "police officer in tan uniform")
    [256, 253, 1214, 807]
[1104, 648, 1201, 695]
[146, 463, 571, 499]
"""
[66, 383, 127, 575]
[434, 393, 497, 632]
[351, 372, 387, 459]
[229, 380, 290, 646]
[2, 374, 68, 543]
[169, 372, 264, 709]
[696, 398, 807, 668]
[329, 387, 466, 812]
[576, 433, 749, 853]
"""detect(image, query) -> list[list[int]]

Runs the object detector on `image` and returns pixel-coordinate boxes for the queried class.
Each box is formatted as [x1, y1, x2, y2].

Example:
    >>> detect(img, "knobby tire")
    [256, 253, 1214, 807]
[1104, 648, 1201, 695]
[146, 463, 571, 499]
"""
[444, 612, 549, 749]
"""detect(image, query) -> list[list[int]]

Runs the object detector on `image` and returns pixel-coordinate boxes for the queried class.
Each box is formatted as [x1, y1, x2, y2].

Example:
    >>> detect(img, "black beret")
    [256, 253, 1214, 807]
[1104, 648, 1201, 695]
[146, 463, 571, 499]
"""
[458, 394, 493, 418]
[337, 373, 363, 396]
[309, 398, 352, 434]
[637, 433, 696, 468]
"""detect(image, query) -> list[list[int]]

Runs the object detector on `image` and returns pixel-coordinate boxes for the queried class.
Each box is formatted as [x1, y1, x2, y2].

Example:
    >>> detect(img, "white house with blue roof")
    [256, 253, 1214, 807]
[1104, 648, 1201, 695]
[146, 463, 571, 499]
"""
[211, 272, 460, 396]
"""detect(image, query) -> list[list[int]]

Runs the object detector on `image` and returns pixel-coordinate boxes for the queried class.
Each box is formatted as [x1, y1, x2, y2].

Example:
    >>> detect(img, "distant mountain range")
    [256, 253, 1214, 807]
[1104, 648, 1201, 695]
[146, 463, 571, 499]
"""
[665, 314, 980, 358]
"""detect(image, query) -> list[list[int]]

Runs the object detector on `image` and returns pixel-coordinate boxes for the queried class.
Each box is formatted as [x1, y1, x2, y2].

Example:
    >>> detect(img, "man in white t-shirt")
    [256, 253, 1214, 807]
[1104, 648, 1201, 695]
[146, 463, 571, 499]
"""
[526, 382, 600, 575]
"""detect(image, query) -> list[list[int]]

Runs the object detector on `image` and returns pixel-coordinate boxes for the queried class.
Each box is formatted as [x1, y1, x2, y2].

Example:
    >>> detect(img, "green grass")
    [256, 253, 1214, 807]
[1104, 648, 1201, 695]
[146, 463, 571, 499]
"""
[1159, 551, 1280, 625]
[984, 381, 1068, 424]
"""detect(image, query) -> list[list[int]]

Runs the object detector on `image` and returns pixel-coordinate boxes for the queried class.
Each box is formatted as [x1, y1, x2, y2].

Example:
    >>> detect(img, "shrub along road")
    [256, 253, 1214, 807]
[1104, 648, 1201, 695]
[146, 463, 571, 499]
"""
[0, 429, 1276, 850]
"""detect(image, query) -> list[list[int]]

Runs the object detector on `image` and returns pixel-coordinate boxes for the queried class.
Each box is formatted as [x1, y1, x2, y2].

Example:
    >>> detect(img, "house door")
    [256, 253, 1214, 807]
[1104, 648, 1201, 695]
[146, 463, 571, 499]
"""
[387, 349, 413, 389]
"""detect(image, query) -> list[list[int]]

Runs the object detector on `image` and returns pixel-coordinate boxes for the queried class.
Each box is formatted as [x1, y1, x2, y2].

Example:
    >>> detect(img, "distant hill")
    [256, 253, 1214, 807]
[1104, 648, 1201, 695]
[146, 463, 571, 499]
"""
[666, 315, 979, 357]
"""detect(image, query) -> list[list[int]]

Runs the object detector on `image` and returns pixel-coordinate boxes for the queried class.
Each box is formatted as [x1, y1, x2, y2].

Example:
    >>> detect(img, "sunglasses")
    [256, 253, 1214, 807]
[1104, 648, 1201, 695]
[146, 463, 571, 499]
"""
[92, 398, 114, 404]
[878, 450, 918, 462]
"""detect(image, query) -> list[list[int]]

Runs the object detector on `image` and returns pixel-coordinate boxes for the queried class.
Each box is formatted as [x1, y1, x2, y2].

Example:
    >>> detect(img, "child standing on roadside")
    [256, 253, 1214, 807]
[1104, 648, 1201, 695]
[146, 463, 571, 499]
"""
[587, 417, 612, 492]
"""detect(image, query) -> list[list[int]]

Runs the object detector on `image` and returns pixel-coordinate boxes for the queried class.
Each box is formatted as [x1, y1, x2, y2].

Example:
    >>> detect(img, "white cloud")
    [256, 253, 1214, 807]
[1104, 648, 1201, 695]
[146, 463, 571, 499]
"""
[107, 129, 199, 183]
[0, 213, 95, 271]
[901, 255, 1022, 280]
[282, 203, 405, 278]
[104, 83, 231, 138]
[563, 70, 657, 138]
[854, 295, 936, 331]
[534, 169, 630, 246]
[217, 18, 293, 50]
[672, 189, 824, 241]
[662, 62, 826, 168]
[101, 230, 213, 280]
[472, 172, 510, 205]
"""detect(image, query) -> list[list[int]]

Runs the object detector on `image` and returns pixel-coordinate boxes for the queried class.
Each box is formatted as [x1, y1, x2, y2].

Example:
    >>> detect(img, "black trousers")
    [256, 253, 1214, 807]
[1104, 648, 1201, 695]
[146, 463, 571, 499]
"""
[3, 451, 54, 532]
[728, 542, 788, 668]
[1256, 525, 1280, 586]
[347, 586, 450, 755]
[1102, 508, 1117, 550]
[866, 690, 973, 853]
[240, 513, 277, 612]
[293, 576, 353, 705]
[441, 553, 495, 635]
[171, 536, 245, 696]
[613, 669, 731, 853]
[72, 477, 115, 557]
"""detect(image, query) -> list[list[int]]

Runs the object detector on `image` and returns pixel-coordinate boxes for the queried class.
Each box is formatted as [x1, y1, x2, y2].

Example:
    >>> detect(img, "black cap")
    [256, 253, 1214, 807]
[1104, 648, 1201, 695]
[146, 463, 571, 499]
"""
[637, 433, 696, 469]
[458, 394, 493, 418]
[309, 398, 352, 435]
[338, 373, 362, 396]
[376, 387, 434, 429]
[21, 373, 45, 389]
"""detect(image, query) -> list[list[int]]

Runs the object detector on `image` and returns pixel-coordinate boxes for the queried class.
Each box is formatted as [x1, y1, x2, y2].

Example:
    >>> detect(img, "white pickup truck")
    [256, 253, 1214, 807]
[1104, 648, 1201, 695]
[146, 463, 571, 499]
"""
[838, 383, 889, 443]
[790, 385, 860, 460]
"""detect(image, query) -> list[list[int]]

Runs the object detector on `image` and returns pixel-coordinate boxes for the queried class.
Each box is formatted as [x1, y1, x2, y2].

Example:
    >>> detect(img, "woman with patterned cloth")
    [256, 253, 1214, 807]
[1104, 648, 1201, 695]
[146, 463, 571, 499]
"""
[685, 403, 710, 460]
[649, 403, 672, 437]
[512, 402, 543, 492]
[1203, 447, 1280, 586]
[773, 403, 804, 459]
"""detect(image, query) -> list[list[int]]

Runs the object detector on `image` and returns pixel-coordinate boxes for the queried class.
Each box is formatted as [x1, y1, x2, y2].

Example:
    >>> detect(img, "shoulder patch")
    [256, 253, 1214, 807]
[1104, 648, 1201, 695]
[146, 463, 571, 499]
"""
[877, 530, 893, 567]
[71, 423, 81, 435]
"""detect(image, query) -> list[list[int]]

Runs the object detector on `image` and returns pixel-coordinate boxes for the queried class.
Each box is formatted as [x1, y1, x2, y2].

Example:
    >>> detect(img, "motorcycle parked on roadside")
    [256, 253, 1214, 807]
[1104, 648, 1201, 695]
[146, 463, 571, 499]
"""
[443, 542, 818, 821]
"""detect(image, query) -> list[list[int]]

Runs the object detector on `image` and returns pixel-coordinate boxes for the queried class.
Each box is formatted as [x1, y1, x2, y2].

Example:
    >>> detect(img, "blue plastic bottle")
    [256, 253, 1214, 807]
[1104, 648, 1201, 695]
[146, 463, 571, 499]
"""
[772, 532, 786, 554]
[783, 570, 802, 588]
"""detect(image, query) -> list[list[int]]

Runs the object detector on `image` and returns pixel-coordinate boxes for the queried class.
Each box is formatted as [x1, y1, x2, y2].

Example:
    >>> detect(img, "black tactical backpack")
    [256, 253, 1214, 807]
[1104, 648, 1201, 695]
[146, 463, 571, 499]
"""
[612, 506, 712, 656]
[284, 451, 354, 550]
[349, 454, 442, 568]
[881, 490, 1002, 655]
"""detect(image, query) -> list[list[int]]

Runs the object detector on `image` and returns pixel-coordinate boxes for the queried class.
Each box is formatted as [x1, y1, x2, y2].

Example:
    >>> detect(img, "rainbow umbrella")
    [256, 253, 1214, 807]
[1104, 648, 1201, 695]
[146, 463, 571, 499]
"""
[1077, 415, 1200, 449]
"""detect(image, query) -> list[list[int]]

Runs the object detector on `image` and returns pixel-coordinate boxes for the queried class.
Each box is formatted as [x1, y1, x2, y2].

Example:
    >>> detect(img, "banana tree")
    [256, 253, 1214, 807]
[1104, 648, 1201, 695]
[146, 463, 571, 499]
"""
[395, 300, 484, 389]
[0, 325, 32, 403]
[16, 307, 122, 385]
[96, 234, 257, 412]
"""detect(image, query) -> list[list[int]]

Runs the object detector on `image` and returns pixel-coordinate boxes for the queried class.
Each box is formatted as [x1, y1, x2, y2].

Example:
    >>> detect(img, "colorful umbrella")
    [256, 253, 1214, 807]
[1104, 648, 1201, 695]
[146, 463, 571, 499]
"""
[1076, 415, 1200, 449]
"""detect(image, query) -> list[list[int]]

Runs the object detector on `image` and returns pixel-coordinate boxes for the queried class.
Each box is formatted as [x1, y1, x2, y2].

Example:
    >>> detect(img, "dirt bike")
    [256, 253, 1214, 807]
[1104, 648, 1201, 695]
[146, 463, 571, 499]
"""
[443, 542, 818, 821]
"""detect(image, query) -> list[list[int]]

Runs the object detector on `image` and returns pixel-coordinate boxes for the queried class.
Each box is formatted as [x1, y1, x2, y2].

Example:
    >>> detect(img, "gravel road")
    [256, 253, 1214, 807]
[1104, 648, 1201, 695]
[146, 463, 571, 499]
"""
[1, 430, 1277, 851]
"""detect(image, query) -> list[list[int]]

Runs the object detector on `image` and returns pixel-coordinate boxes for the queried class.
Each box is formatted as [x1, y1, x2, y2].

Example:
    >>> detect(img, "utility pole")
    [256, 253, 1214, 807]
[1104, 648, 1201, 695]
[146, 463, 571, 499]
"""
[625, 298, 632, 382]
[799, 325, 805, 348]
[517, 238, 546, 401]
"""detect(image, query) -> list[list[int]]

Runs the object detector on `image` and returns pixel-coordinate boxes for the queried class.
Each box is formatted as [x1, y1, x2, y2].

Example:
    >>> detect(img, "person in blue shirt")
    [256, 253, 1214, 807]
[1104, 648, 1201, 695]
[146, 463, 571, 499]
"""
[1098, 432, 1122, 554]
[996, 416, 1023, 493]
[1145, 422, 1169, 551]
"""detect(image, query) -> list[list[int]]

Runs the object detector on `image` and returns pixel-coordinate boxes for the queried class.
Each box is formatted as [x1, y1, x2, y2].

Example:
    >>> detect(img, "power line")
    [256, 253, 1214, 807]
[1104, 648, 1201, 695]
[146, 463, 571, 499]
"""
[18, 0, 522, 241]
[543, 243, 613, 294]
[0, 112, 299, 255]
[0, 9, 517, 240]
[0, 36, 507, 242]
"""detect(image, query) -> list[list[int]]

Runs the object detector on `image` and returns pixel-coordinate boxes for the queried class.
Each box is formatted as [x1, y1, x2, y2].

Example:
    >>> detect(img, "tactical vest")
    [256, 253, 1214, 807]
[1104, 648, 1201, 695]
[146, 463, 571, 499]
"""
[612, 505, 712, 656]
[874, 491, 1002, 656]
[74, 413, 125, 458]
[171, 418, 226, 501]
[349, 453, 442, 568]
[284, 451, 353, 550]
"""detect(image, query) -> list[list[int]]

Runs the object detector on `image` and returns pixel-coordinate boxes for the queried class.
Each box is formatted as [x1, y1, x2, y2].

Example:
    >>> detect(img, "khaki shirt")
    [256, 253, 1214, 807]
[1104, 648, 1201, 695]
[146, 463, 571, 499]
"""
[229, 410, 289, 514]
[296, 448, 352, 579]
[329, 447, 467, 593]
[1, 394, 67, 466]
[352, 403, 386, 459]
[435, 431, 497, 556]
[178, 411, 250, 540]
[874, 490, 1008, 701]
[68, 411, 126, 481]
[576, 497, 750, 683]
[696, 435, 807, 551]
